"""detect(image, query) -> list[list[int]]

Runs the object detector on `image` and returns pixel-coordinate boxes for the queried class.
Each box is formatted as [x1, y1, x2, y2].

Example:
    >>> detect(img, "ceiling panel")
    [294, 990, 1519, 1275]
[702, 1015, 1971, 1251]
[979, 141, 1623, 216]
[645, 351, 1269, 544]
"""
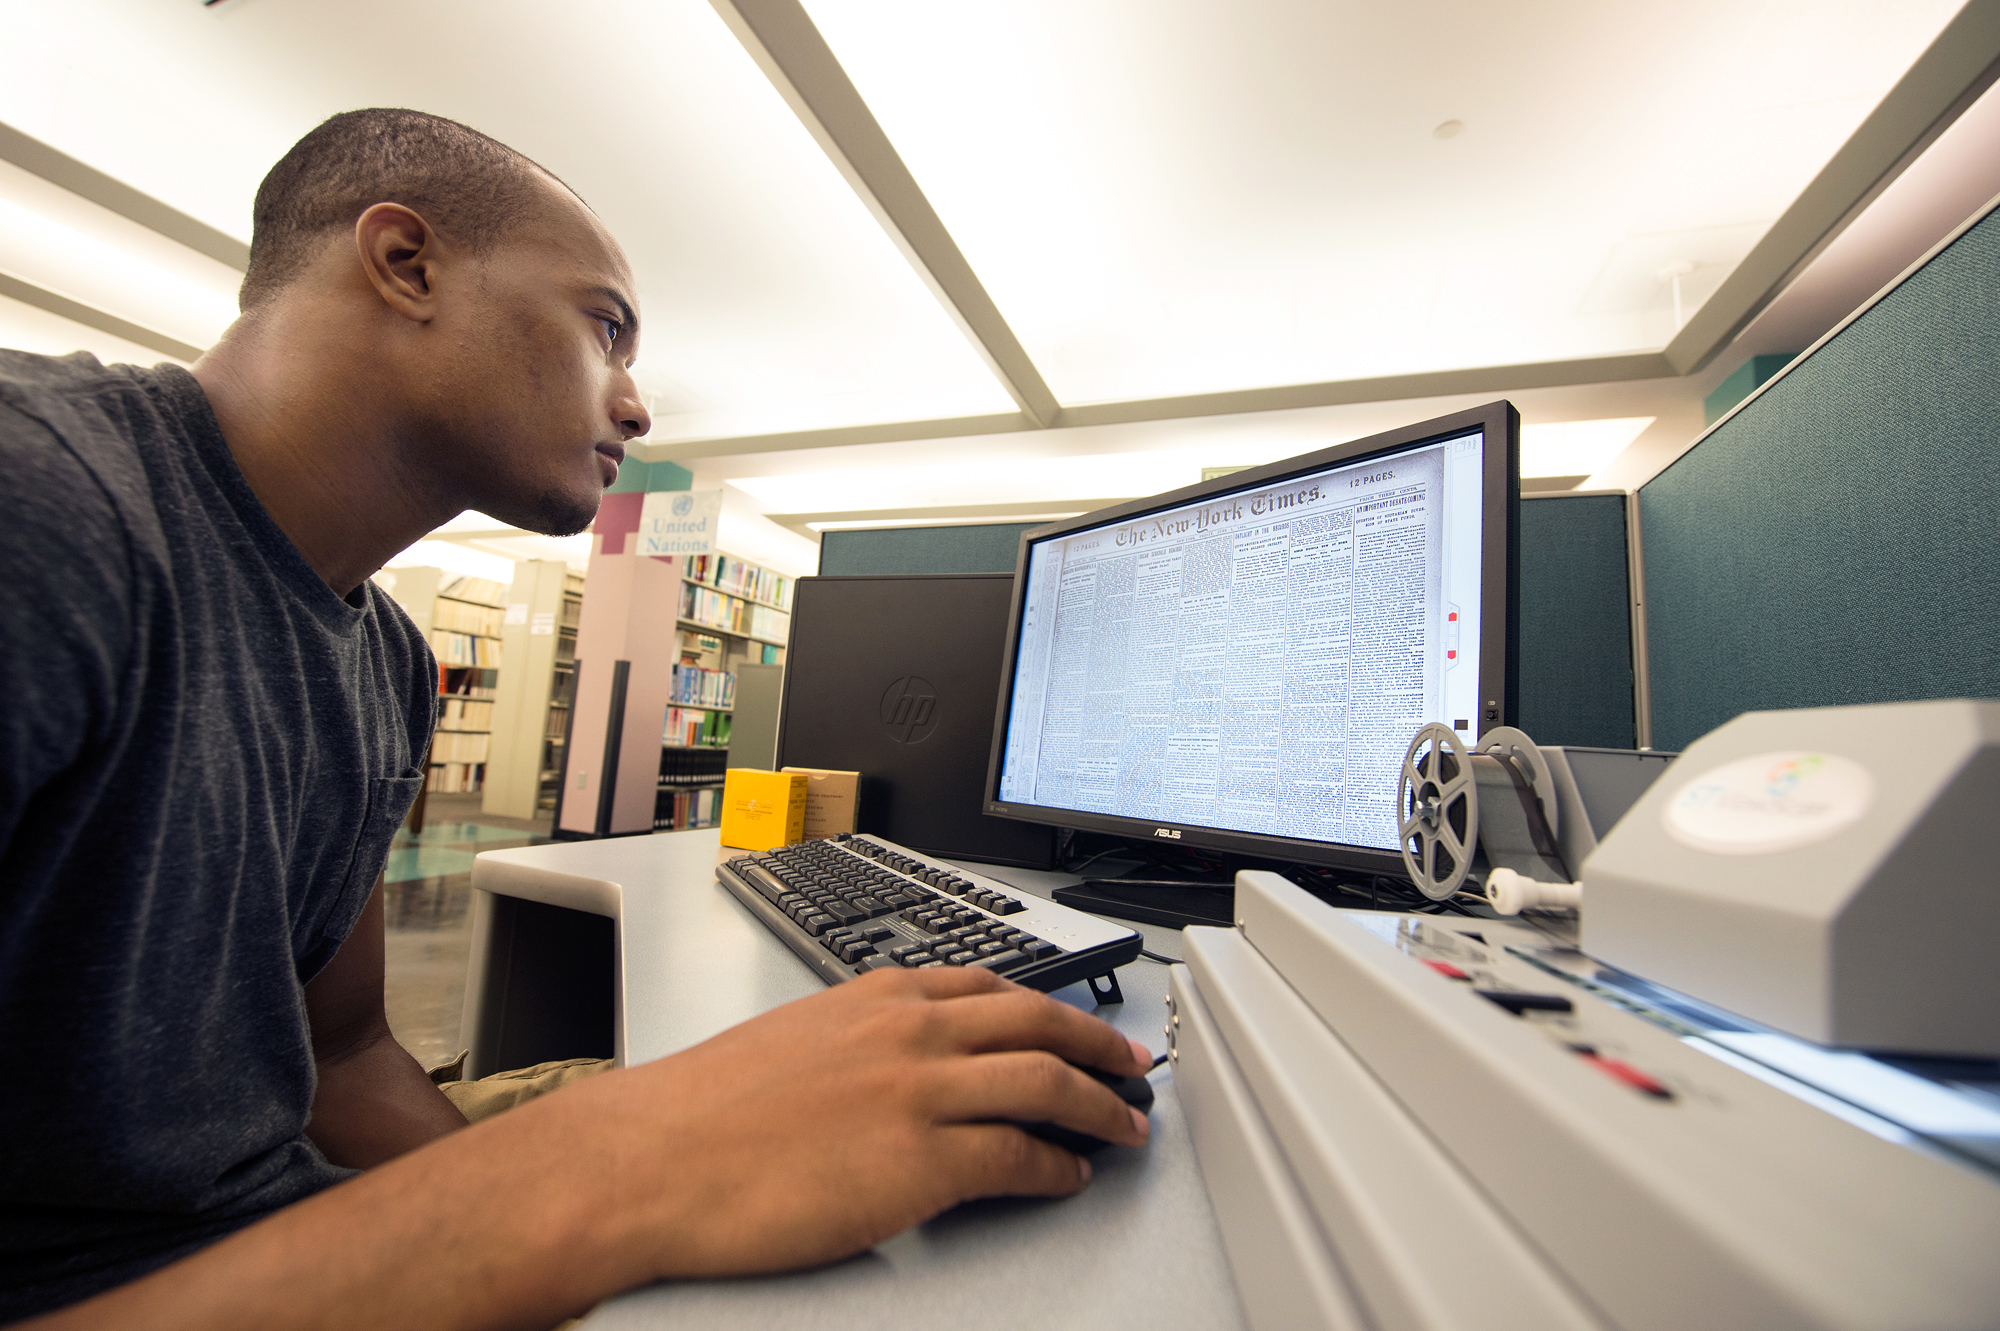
[802, 0, 1962, 405]
[0, 0, 1014, 440]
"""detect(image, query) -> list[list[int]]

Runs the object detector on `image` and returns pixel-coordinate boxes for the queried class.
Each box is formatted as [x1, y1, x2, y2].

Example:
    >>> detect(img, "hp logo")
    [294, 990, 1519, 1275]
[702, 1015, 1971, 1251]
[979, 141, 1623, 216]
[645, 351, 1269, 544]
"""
[880, 676, 939, 744]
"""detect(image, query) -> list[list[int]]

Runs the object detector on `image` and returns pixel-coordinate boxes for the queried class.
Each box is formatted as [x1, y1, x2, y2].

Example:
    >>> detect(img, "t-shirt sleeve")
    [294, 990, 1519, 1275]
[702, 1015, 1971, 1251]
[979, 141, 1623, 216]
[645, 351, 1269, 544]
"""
[0, 402, 135, 857]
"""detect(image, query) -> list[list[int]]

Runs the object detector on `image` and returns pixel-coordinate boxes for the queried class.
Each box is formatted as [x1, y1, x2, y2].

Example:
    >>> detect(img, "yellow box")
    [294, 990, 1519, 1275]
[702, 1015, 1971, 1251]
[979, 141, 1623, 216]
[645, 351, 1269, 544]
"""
[719, 768, 806, 851]
[781, 766, 861, 840]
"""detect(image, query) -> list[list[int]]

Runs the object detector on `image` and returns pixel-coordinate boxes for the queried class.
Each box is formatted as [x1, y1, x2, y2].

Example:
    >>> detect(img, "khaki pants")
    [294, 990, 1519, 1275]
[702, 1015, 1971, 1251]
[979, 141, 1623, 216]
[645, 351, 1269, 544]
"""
[427, 1053, 614, 1328]
[429, 1052, 614, 1123]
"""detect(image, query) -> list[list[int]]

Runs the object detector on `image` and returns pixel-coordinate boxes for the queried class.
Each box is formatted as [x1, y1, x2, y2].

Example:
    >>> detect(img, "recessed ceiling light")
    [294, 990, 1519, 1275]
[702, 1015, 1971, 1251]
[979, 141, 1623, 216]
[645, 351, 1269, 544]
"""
[1433, 119, 1464, 140]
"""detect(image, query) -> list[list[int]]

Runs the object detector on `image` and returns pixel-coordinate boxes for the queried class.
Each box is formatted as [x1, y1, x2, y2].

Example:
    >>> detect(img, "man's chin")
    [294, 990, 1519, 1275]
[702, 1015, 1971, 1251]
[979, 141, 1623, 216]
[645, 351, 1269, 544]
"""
[490, 487, 602, 539]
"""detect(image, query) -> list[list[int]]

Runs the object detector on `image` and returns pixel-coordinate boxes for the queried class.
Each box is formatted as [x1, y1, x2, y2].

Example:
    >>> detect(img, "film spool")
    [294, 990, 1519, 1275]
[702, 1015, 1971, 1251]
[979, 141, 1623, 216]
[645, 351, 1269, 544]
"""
[1473, 725, 1559, 846]
[1399, 724, 1568, 901]
[1398, 724, 1478, 900]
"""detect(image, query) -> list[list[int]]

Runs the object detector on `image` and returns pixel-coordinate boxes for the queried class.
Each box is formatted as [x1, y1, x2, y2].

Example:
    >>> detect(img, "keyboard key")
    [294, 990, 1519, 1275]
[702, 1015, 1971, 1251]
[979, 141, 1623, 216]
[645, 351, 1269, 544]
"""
[888, 943, 924, 960]
[803, 914, 837, 936]
[826, 902, 866, 925]
[931, 943, 967, 960]
[858, 955, 898, 972]
[971, 949, 1028, 972]
[943, 950, 975, 965]
[1020, 940, 1061, 960]
[975, 940, 1010, 956]
[992, 898, 1027, 915]
[839, 941, 878, 964]
[862, 926, 894, 943]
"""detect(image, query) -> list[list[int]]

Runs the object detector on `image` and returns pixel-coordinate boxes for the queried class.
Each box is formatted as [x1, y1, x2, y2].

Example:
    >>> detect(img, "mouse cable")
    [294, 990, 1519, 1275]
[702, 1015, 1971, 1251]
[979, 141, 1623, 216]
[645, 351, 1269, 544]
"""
[1137, 948, 1180, 965]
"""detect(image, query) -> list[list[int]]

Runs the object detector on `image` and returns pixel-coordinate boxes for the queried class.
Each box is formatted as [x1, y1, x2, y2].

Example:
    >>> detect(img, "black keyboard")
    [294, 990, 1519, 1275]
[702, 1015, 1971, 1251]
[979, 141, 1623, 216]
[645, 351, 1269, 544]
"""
[716, 833, 1143, 992]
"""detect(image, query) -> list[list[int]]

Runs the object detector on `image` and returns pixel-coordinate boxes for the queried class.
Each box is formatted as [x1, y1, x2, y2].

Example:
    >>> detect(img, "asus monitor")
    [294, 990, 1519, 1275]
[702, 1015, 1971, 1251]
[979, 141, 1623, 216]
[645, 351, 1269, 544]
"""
[983, 400, 1519, 881]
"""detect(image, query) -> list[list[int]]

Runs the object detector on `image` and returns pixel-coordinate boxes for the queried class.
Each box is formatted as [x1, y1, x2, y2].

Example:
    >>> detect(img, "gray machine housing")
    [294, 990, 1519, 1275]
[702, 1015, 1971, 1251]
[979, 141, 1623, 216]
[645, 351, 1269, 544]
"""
[1584, 698, 2000, 1058]
[1170, 870, 2000, 1331]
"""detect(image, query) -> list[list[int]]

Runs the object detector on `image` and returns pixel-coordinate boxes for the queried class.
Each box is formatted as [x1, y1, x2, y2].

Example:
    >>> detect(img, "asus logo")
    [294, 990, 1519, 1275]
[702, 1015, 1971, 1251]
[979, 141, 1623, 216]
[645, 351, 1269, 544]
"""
[1154, 828, 1181, 839]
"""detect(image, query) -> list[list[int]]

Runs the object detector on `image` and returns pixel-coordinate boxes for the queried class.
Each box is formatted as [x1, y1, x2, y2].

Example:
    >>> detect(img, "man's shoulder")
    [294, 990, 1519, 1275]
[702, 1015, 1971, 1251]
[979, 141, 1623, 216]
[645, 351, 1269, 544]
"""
[0, 350, 178, 541]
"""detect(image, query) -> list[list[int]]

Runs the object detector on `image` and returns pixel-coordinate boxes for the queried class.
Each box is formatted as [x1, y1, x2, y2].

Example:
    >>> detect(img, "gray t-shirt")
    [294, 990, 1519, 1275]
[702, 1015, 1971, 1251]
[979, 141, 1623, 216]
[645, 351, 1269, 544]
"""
[0, 351, 435, 1318]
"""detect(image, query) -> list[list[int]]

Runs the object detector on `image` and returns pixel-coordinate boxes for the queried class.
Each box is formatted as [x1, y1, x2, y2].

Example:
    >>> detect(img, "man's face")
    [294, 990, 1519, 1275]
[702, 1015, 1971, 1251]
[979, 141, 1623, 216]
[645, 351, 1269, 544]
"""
[424, 179, 650, 536]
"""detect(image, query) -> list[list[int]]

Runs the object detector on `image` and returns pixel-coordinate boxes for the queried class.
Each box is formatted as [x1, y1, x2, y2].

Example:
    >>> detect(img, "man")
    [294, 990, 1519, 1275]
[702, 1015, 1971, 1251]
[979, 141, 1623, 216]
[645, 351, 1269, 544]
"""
[0, 109, 1150, 1328]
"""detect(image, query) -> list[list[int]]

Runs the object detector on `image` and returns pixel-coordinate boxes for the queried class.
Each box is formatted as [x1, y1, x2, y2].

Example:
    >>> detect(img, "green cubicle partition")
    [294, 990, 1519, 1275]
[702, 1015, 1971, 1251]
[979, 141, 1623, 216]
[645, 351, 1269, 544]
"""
[818, 523, 1041, 576]
[1638, 196, 2000, 752]
[1518, 493, 1637, 749]
[813, 496, 1639, 750]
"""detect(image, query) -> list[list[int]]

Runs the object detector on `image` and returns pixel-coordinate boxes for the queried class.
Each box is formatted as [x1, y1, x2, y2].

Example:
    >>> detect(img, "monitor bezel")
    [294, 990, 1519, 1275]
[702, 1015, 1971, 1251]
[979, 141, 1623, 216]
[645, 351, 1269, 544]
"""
[980, 399, 1521, 879]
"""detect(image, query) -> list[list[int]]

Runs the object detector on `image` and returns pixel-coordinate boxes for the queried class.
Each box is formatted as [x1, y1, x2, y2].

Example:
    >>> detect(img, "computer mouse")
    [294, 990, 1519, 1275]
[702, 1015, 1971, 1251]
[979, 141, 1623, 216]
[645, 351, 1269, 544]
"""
[1018, 1063, 1157, 1155]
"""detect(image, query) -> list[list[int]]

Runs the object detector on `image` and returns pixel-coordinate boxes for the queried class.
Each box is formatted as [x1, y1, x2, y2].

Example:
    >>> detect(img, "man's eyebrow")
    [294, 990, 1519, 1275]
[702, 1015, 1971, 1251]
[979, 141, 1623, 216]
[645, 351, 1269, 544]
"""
[592, 287, 639, 339]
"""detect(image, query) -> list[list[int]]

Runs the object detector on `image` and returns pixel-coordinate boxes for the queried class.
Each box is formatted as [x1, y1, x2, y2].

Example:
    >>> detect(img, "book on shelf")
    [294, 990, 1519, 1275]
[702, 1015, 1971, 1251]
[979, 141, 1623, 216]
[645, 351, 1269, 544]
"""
[657, 745, 728, 789]
[654, 786, 722, 831]
[438, 574, 508, 605]
[683, 554, 792, 612]
[430, 630, 502, 667]
[665, 706, 731, 748]
[430, 731, 491, 764]
[670, 663, 735, 709]
[427, 761, 485, 793]
[432, 598, 505, 635]
[439, 697, 495, 730]
[677, 583, 791, 643]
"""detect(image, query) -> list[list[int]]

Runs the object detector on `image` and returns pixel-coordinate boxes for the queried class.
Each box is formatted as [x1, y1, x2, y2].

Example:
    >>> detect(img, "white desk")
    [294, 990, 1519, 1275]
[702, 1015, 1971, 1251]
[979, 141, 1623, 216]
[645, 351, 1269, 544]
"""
[469, 830, 1247, 1329]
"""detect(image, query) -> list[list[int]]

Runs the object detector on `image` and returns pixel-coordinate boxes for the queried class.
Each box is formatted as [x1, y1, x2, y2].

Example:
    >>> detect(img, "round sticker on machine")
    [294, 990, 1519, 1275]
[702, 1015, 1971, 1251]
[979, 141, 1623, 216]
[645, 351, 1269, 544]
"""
[1662, 751, 1874, 855]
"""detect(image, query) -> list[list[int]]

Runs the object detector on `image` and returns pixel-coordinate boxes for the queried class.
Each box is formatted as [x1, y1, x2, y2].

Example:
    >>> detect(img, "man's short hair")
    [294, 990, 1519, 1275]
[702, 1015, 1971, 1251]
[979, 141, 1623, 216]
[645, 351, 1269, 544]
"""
[240, 109, 569, 310]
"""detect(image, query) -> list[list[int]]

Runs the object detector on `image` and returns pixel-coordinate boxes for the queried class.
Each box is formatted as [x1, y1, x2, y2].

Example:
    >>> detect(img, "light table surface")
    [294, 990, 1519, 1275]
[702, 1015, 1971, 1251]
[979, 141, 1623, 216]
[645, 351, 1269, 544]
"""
[470, 829, 1247, 1329]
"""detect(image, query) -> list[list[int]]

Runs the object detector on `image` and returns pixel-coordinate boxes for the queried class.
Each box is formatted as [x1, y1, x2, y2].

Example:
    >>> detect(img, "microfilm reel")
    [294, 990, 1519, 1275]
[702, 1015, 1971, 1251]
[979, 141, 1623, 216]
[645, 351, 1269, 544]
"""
[1398, 723, 1478, 901]
[1474, 725, 1559, 844]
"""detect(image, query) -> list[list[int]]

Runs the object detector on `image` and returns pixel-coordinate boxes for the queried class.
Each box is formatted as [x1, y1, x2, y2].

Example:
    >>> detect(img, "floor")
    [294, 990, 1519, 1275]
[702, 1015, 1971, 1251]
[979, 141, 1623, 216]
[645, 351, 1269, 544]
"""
[383, 793, 551, 1070]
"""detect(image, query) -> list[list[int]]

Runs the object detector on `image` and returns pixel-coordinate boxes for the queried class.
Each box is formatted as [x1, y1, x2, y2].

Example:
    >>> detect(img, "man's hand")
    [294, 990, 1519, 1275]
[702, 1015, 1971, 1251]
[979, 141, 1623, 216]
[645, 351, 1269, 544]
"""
[36, 967, 1151, 1330]
[563, 965, 1155, 1280]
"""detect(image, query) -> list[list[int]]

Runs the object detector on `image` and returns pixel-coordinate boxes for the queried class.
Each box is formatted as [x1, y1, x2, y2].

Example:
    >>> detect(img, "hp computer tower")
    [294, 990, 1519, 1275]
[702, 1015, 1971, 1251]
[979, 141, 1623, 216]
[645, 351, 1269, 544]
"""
[776, 573, 1057, 870]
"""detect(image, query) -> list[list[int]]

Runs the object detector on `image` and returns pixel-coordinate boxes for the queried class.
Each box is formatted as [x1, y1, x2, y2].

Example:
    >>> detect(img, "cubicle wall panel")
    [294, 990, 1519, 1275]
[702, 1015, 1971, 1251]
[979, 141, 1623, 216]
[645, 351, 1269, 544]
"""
[1517, 494, 1636, 749]
[1640, 203, 2000, 752]
[818, 522, 1039, 575]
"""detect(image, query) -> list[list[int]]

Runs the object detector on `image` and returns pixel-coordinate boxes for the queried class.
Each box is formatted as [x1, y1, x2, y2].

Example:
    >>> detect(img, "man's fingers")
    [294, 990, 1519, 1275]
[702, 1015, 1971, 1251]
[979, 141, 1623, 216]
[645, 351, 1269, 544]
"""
[920, 985, 1150, 1075]
[932, 1122, 1094, 1201]
[928, 1050, 1150, 1148]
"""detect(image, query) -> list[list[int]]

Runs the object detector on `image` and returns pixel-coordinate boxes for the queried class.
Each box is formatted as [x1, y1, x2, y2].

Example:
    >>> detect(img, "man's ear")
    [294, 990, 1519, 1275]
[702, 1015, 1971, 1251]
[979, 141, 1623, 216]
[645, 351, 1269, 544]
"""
[354, 202, 444, 323]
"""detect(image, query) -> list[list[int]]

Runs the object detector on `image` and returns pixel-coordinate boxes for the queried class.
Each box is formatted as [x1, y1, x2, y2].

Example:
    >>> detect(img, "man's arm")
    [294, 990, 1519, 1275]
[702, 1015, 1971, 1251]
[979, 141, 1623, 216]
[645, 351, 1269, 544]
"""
[303, 876, 467, 1167]
[29, 968, 1152, 1331]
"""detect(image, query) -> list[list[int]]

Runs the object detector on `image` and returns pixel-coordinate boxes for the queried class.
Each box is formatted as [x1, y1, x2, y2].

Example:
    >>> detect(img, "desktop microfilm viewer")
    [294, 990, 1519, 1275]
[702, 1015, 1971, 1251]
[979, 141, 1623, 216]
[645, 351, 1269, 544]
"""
[989, 404, 1514, 870]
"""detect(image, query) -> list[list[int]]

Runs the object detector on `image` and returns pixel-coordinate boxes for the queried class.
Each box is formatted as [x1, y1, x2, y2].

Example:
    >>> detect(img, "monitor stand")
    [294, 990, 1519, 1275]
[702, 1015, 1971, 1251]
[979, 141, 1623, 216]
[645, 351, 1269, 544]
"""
[1052, 868, 1237, 930]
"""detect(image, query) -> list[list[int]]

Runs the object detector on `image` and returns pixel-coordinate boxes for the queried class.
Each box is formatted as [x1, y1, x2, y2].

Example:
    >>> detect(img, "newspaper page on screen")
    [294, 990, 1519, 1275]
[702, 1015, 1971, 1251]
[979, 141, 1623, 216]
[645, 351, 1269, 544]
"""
[998, 435, 1481, 852]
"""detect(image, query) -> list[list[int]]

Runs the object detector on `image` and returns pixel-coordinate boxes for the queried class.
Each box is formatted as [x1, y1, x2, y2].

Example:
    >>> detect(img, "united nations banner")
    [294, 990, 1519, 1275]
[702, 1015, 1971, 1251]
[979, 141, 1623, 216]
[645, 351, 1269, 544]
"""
[637, 489, 723, 556]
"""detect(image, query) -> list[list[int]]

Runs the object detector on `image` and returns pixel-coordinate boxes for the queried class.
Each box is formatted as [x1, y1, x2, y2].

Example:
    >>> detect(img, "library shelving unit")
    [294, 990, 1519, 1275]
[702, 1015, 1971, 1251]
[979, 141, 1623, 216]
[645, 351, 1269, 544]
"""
[482, 560, 586, 821]
[373, 565, 505, 796]
[653, 553, 793, 832]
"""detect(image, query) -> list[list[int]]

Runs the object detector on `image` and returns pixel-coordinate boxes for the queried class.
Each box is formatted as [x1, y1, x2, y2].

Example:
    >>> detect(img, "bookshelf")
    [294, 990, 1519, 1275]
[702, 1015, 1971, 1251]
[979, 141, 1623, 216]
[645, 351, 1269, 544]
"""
[483, 560, 585, 820]
[652, 552, 793, 832]
[373, 566, 505, 795]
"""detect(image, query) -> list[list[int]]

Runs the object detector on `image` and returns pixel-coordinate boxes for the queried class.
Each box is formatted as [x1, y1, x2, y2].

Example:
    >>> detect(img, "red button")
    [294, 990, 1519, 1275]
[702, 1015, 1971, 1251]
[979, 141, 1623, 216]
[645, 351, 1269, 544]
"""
[1423, 959, 1471, 981]
[1579, 1053, 1673, 1100]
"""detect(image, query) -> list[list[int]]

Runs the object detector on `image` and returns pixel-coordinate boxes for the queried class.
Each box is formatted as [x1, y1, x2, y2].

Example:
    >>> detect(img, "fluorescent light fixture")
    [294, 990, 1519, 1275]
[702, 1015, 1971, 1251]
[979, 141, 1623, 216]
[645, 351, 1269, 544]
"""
[803, 0, 1962, 402]
[0, 289, 191, 367]
[0, 159, 239, 350]
[0, 0, 1013, 445]
[383, 539, 515, 585]
[1520, 417, 1655, 478]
